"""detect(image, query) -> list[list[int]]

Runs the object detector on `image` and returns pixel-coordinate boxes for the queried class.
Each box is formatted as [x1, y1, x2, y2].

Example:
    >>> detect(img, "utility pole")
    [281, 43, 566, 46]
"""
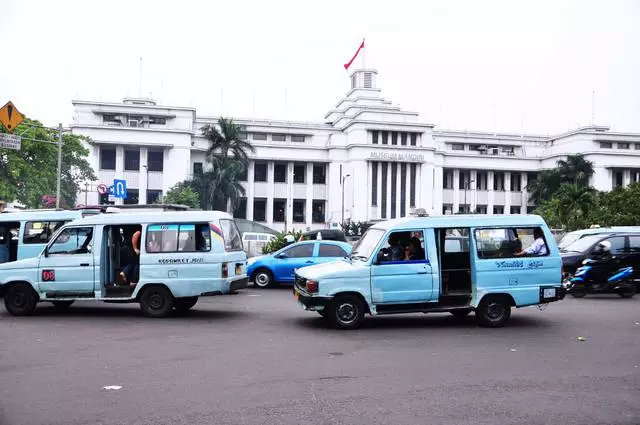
[56, 123, 63, 209]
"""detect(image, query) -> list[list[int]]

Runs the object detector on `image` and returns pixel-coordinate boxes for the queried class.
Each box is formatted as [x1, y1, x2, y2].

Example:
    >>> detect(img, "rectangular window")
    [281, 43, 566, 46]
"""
[234, 198, 247, 219]
[410, 163, 416, 207]
[459, 204, 470, 214]
[253, 133, 267, 141]
[313, 164, 326, 184]
[146, 190, 162, 204]
[391, 163, 397, 219]
[476, 171, 488, 190]
[253, 198, 267, 222]
[371, 130, 379, 144]
[293, 199, 305, 223]
[364, 72, 372, 88]
[291, 135, 305, 143]
[254, 163, 268, 182]
[410, 133, 417, 146]
[378, 230, 426, 262]
[443, 169, 454, 189]
[127, 115, 144, 127]
[510, 173, 521, 191]
[400, 132, 407, 146]
[618, 143, 630, 149]
[494, 172, 505, 191]
[219, 219, 243, 252]
[193, 162, 203, 176]
[459, 170, 471, 190]
[381, 163, 388, 219]
[149, 116, 166, 125]
[103, 114, 120, 124]
[48, 227, 93, 255]
[147, 151, 164, 172]
[124, 189, 139, 205]
[274, 163, 287, 183]
[272, 134, 286, 142]
[527, 172, 538, 185]
[443, 204, 453, 215]
[614, 170, 624, 188]
[273, 199, 286, 222]
[400, 163, 407, 217]
[372, 163, 378, 206]
[124, 149, 140, 171]
[476, 205, 487, 214]
[23, 221, 67, 244]
[502, 146, 515, 155]
[100, 147, 116, 170]
[600, 141, 613, 149]
[493, 205, 504, 214]
[475, 227, 548, 259]
[635, 144, 640, 150]
[631, 170, 640, 184]
[293, 163, 306, 183]
[451, 143, 464, 151]
[510, 206, 521, 214]
[312, 200, 325, 223]
[381, 131, 388, 145]
[391, 132, 398, 145]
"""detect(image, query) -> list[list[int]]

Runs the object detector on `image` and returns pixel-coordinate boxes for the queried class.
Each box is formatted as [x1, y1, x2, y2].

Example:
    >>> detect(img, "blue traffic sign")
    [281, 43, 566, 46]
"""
[110, 179, 127, 199]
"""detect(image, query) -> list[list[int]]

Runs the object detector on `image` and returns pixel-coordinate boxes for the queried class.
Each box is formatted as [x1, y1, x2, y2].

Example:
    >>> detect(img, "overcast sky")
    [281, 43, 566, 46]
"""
[1, 0, 639, 135]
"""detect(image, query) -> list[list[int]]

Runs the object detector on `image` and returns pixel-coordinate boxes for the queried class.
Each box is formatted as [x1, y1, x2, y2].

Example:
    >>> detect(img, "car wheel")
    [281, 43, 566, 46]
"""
[139, 286, 174, 318]
[52, 301, 74, 308]
[174, 297, 198, 312]
[253, 269, 273, 289]
[327, 294, 365, 330]
[4, 284, 38, 317]
[476, 296, 511, 328]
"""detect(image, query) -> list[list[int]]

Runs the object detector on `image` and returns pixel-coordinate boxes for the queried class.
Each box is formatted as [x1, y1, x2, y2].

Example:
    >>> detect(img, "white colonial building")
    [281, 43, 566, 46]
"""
[70, 68, 640, 232]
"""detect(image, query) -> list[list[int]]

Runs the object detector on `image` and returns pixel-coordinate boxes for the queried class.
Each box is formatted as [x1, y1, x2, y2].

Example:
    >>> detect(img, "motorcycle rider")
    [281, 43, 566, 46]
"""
[589, 240, 615, 288]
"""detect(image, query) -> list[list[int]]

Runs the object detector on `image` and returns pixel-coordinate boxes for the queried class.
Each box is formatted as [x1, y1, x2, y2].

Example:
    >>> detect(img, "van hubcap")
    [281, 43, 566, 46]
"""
[486, 302, 504, 321]
[148, 293, 165, 310]
[10, 291, 26, 308]
[336, 303, 357, 323]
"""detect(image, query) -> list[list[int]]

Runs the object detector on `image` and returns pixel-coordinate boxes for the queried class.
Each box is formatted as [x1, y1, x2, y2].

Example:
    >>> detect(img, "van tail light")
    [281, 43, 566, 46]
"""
[222, 263, 228, 278]
[306, 279, 318, 293]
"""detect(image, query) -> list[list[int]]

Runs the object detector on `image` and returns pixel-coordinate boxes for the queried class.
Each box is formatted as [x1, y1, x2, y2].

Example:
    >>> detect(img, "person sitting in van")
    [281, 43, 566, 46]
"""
[377, 233, 404, 262]
[515, 228, 547, 256]
[119, 229, 141, 286]
[404, 237, 424, 261]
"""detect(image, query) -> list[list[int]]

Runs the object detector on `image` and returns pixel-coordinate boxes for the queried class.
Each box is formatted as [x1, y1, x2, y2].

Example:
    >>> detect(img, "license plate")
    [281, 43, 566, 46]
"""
[543, 288, 556, 298]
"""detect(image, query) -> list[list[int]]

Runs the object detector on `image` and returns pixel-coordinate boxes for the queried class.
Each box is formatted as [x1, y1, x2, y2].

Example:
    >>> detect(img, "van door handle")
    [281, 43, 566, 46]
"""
[80, 263, 90, 267]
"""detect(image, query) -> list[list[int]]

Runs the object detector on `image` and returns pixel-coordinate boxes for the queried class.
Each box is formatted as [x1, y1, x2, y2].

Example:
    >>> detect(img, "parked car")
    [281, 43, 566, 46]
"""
[299, 229, 348, 243]
[561, 232, 640, 290]
[558, 227, 640, 250]
[248, 240, 352, 288]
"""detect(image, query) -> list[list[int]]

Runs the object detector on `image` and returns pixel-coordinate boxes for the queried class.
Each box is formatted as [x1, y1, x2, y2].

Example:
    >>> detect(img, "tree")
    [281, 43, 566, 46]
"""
[0, 118, 96, 208]
[595, 183, 640, 226]
[553, 184, 598, 231]
[162, 182, 201, 209]
[202, 117, 255, 166]
[527, 154, 594, 205]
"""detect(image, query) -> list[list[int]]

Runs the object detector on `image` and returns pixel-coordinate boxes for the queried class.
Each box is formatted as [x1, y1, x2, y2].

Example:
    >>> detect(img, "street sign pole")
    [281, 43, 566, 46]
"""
[56, 123, 62, 209]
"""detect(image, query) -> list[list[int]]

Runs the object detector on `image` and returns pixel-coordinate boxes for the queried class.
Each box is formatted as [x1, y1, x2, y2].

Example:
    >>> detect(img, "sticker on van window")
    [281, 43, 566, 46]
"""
[42, 270, 56, 281]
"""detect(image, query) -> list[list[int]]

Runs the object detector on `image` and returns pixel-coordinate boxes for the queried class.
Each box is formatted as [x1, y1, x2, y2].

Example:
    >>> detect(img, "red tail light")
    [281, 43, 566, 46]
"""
[222, 263, 228, 278]
[306, 279, 318, 292]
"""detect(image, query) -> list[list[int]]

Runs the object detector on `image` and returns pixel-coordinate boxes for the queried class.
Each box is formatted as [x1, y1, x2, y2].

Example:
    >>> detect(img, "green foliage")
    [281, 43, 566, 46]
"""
[162, 182, 201, 209]
[262, 230, 304, 254]
[527, 154, 594, 205]
[0, 118, 96, 208]
[594, 183, 640, 226]
[340, 221, 372, 236]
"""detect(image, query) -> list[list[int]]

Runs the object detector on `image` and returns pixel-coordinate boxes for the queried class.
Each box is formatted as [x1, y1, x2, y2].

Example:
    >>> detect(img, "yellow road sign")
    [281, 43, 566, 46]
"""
[0, 101, 25, 133]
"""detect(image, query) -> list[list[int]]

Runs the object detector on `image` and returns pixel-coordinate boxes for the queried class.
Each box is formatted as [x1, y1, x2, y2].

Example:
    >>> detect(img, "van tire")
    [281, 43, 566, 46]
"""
[476, 296, 511, 328]
[139, 286, 174, 318]
[327, 294, 365, 330]
[4, 284, 38, 317]
[52, 301, 74, 308]
[253, 269, 273, 289]
[174, 297, 198, 312]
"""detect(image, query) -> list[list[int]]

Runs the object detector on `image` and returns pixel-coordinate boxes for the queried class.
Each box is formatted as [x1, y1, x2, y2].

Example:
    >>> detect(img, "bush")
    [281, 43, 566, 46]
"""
[262, 230, 304, 254]
[340, 221, 372, 237]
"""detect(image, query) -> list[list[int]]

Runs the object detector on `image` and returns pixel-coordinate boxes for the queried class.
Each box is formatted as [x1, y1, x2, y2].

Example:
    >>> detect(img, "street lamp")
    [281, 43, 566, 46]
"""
[341, 173, 351, 225]
[464, 179, 475, 214]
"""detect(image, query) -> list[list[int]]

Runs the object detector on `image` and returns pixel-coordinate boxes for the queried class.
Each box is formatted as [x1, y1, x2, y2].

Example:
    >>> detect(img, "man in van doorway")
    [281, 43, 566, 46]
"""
[515, 228, 547, 256]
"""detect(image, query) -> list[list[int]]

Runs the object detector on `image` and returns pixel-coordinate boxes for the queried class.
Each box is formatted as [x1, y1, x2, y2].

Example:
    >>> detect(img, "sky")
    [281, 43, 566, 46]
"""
[1, 0, 639, 135]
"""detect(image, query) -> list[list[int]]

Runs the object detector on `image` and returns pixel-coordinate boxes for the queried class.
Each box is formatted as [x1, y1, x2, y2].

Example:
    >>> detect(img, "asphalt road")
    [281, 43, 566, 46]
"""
[0, 288, 639, 425]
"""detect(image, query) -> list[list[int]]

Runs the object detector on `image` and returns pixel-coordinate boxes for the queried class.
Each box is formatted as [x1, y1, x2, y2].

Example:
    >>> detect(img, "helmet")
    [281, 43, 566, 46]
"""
[593, 240, 611, 255]
[284, 235, 295, 244]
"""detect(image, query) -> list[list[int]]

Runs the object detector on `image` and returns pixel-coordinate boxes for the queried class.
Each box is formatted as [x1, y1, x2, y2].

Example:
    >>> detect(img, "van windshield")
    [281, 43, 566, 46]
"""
[350, 228, 384, 260]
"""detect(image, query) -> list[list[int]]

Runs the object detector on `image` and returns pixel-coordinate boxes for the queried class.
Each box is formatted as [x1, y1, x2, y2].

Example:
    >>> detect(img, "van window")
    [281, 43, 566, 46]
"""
[146, 223, 211, 253]
[219, 219, 243, 252]
[376, 230, 426, 262]
[48, 227, 93, 255]
[23, 221, 67, 244]
[628, 236, 640, 253]
[475, 227, 548, 259]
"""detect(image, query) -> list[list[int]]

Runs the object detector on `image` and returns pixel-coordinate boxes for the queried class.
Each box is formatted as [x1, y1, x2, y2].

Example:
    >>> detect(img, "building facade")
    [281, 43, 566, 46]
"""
[70, 68, 640, 232]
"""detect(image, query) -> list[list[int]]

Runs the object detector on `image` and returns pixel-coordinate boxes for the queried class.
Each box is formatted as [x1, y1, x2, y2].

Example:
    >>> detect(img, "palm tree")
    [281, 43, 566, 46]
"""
[556, 155, 594, 187]
[202, 118, 255, 166]
[554, 183, 597, 231]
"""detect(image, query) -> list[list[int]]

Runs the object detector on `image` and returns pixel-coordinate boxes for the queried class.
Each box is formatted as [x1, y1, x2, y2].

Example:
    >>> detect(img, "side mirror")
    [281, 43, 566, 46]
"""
[44, 247, 49, 258]
[276, 253, 288, 259]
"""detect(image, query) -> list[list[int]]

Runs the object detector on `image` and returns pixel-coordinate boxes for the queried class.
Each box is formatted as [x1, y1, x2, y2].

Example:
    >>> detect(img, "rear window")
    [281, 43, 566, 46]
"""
[146, 223, 210, 253]
[219, 219, 243, 252]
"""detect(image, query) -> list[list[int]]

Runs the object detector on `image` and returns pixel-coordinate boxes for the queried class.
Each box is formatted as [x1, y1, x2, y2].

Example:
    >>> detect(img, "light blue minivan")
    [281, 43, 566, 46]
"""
[293, 215, 565, 329]
[0, 211, 248, 317]
[0, 210, 98, 264]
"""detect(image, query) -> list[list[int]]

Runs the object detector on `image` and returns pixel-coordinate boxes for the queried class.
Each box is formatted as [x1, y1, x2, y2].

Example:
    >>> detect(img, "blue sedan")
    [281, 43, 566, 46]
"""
[248, 240, 353, 288]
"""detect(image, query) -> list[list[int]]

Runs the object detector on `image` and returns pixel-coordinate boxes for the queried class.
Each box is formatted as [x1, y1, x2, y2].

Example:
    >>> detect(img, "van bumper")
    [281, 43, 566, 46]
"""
[293, 286, 332, 311]
[540, 285, 566, 303]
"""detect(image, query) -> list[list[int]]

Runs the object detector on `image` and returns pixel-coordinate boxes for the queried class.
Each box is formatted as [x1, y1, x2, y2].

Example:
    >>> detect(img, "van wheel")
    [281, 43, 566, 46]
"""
[253, 269, 273, 289]
[4, 284, 38, 317]
[476, 296, 511, 328]
[140, 286, 174, 318]
[52, 301, 74, 308]
[327, 295, 365, 330]
[174, 297, 198, 312]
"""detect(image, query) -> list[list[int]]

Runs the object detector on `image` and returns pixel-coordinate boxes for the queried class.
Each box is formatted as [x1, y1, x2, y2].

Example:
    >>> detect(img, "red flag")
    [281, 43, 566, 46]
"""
[344, 40, 365, 70]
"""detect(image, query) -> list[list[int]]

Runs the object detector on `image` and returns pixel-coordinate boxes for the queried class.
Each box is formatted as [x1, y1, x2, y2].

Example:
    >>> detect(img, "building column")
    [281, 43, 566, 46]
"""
[521, 172, 528, 214]
[488, 171, 495, 214]
[386, 162, 392, 219]
[470, 169, 477, 212]
[140, 147, 148, 204]
[247, 161, 255, 221]
[504, 172, 512, 213]
[305, 163, 313, 230]
[394, 163, 401, 218]
[592, 166, 610, 191]
[266, 161, 275, 228]
[286, 162, 294, 230]
[376, 162, 382, 220]
[405, 163, 411, 216]
[452, 169, 460, 213]
[624, 169, 632, 188]
[431, 165, 442, 216]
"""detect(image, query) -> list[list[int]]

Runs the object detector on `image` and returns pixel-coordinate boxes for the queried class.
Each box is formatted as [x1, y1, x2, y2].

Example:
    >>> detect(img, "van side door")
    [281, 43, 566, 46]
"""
[37, 226, 96, 296]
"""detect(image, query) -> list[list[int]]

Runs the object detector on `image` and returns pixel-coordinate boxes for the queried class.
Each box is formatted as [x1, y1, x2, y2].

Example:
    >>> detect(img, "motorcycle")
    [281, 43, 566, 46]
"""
[565, 257, 635, 298]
